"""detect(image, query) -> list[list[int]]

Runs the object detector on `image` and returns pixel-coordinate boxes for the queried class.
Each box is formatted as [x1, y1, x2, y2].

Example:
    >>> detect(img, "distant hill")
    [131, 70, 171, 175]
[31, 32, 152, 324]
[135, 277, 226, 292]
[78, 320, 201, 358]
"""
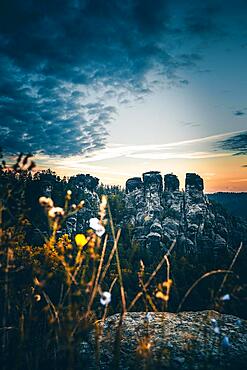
[207, 192, 247, 219]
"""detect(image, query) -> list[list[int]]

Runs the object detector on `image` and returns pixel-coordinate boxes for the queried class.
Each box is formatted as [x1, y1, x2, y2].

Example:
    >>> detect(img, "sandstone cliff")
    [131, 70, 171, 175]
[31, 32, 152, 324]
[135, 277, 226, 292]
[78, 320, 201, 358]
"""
[124, 171, 246, 258]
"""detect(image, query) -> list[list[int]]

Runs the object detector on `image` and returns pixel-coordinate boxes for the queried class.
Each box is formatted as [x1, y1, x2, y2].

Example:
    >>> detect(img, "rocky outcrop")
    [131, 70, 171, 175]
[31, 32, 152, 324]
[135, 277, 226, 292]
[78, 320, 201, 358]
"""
[164, 174, 179, 192]
[58, 169, 246, 257]
[124, 172, 246, 257]
[81, 310, 247, 369]
[64, 174, 100, 236]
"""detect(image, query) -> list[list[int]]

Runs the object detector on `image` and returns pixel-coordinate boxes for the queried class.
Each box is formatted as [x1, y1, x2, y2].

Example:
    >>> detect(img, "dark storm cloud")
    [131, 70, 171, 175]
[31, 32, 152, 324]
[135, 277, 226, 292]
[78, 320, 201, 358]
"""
[220, 132, 247, 155]
[234, 110, 246, 116]
[0, 0, 235, 155]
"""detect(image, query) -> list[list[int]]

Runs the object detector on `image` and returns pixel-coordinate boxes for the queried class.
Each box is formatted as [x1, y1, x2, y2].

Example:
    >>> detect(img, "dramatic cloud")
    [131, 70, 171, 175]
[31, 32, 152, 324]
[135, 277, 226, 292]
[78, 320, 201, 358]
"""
[220, 132, 247, 155]
[0, 0, 230, 156]
[0, 0, 246, 156]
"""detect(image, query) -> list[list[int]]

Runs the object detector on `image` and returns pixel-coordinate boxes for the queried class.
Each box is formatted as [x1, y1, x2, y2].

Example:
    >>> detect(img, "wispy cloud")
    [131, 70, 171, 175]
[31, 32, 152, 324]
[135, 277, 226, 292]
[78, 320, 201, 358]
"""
[219, 131, 247, 155]
[80, 130, 245, 162]
[128, 151, 232, 160]
[233, 110, 246, 116]
[34, 154, 130, 177]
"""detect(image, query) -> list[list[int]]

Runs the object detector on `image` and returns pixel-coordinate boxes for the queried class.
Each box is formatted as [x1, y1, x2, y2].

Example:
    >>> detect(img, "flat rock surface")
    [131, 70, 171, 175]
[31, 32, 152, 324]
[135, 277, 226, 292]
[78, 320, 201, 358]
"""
[81, 310, 247, 369]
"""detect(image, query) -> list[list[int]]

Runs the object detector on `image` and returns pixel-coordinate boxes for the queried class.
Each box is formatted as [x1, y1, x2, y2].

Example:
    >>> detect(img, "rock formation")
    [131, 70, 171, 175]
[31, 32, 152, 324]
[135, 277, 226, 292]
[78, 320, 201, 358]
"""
[64, 174, 100, 236]
[80, 310, 247, 369]
[125, 171, 243, 258]
[59, 169, 246, 258]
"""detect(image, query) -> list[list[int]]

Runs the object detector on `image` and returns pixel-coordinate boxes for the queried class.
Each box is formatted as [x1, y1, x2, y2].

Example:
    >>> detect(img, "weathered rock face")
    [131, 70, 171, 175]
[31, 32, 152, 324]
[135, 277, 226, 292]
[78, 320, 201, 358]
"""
[64, 174, 100, 236]
[185, 173, 204, 192]
[124, 172, 246, 257]
[82, 311, 247, 369]
[126, 177, 143, 193]
[164, 174, 180, 192]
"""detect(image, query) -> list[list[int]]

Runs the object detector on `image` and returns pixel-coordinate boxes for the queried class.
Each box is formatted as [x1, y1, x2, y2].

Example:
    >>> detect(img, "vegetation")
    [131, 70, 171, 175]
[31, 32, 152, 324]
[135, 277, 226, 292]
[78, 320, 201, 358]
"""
[0, 153, 246, 370]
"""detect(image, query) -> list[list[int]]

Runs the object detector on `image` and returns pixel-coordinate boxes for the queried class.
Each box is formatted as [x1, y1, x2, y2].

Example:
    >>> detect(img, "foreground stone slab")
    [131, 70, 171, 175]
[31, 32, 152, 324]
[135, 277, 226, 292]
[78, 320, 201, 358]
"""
[81, 310, 247, 369]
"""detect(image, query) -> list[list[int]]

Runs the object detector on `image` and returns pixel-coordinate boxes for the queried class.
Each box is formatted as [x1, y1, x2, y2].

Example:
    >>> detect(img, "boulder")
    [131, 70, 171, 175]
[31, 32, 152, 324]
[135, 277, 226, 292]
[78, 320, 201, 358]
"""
[83, 311, 247, 370]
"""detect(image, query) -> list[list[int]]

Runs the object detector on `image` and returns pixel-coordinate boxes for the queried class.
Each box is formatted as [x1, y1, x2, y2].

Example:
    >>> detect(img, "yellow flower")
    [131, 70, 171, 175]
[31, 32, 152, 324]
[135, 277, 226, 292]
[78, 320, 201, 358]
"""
[75, 234, 88, 248]
[163, 279, 173, 288]
[34, 294, 41, 302]
[156, 291, 169, 302]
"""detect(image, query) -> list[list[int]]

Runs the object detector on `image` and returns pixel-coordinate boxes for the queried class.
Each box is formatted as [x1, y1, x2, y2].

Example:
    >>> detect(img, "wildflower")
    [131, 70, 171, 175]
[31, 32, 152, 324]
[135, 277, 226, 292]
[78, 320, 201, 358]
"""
[220, 294, 230, 301]
[48, 207, 64, 219]
[39, 196, 54, 208]
[75, 234, 88, 248]
[211, 318, 220, 334]
[78, 200, 85, 209]
[222, 335, 230, 348]
[211, 318, 217, 326]
[100, 291, 111, 306]
[156, 279, 172, 302]
[89, 217, 105, 237]
[34, 294, 41, 302]
[156, 291, 169, 302]
[214, 326, 220, 334]
[163, 278, 172, 289]
[66, 189, 72, 200]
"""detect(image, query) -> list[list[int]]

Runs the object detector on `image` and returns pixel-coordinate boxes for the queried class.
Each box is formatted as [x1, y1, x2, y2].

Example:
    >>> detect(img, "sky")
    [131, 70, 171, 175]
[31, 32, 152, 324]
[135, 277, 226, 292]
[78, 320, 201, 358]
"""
[0, 0, 246, 191]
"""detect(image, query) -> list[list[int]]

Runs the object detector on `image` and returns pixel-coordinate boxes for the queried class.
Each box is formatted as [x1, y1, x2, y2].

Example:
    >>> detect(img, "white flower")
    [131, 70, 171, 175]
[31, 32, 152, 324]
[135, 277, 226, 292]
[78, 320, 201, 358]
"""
[220, 294, 230, 301]
[48, 207, 65, 219]
[100, 291, 111, 306]
[211, 318, 220, 334]
[211, 318, 218, 327]
[214, 326, 220, 334]
[39, 196, 54, 208]
[89, 217, 105, 237]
